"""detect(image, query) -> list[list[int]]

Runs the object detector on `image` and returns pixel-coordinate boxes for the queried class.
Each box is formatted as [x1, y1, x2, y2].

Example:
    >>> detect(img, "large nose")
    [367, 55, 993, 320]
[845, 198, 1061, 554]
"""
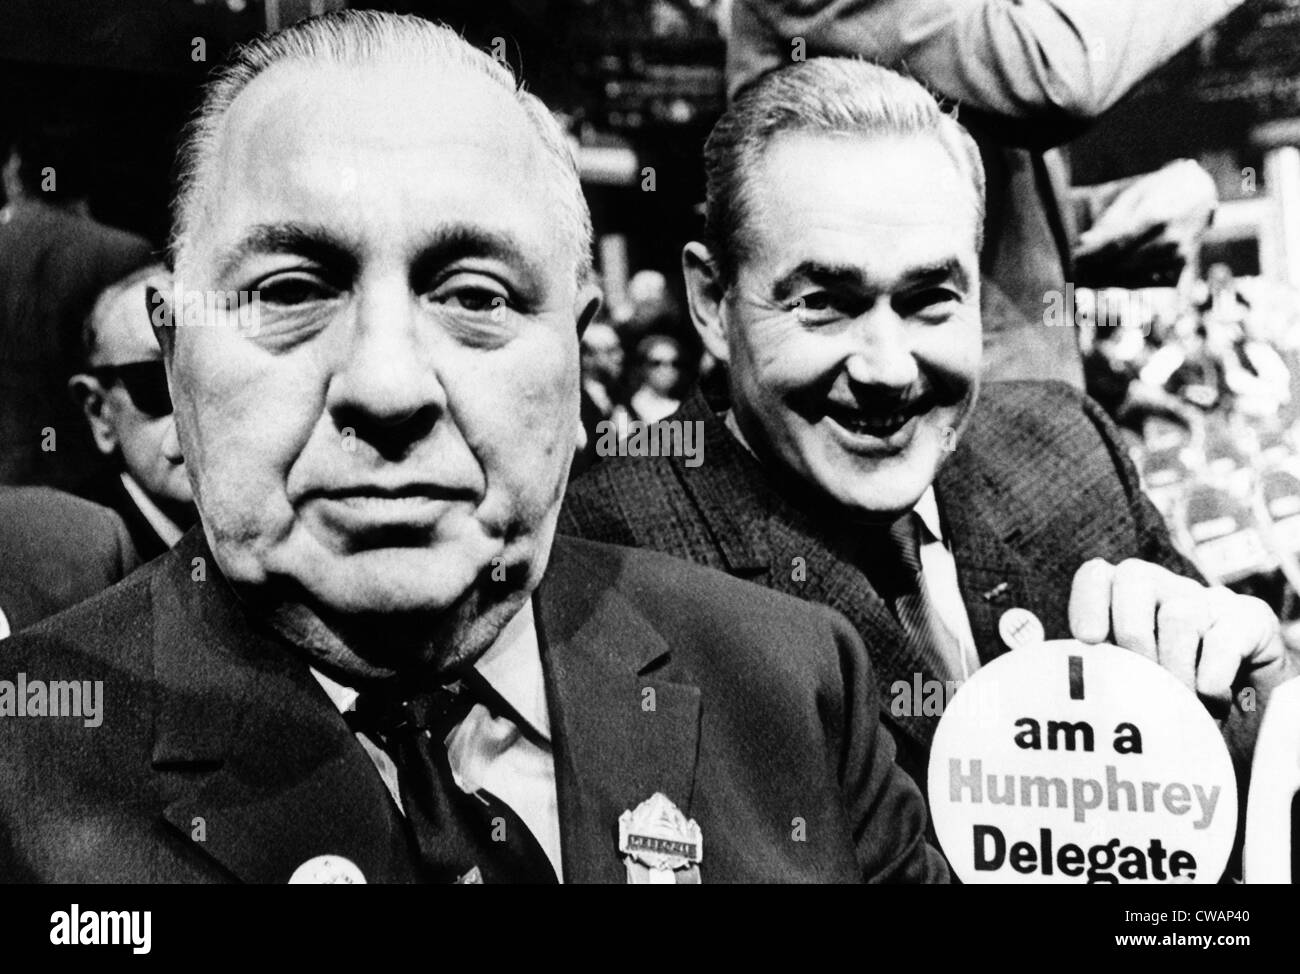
[843, 299, 920, 390]
[326, 277, 446, 454]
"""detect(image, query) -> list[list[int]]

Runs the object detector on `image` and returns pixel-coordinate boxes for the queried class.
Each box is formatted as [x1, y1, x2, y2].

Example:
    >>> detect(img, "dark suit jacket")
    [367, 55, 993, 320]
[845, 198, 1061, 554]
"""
[0, 530, 945, 883]
[727, 0, 1241, 386]
[0, 486, 138, 635]
[78, 472, 172, 564]
[560, 381, 1200, 788]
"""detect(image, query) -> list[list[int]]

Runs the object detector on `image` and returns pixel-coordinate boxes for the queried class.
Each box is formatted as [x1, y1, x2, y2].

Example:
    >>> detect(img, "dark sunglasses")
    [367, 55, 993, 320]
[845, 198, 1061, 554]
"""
[89, 361, 173, 418]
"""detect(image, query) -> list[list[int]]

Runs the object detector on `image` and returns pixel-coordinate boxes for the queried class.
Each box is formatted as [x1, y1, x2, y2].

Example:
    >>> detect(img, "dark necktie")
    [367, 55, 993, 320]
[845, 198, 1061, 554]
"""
[347, 678, 558, 884]
[863, 512, 962, 684]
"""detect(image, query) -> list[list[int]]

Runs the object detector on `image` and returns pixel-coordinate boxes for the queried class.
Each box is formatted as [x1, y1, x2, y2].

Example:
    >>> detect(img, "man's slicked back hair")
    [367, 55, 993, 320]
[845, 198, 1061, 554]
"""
[703, 58, 986, 287]
[169, 9, 592, 284]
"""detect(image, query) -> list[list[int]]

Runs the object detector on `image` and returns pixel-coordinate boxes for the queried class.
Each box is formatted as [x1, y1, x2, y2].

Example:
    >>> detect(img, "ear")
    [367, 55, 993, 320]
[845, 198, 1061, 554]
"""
[574, 281, 602, 337]
[146, 283, 175, 359]
[573, 281, 602, 455]
[682, 242, 730, 363]
[68, 374, 118, 455]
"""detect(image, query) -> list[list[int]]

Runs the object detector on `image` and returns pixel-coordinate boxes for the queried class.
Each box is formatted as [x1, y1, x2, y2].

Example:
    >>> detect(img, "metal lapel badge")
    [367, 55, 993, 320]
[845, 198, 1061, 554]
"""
[618, 792, 703, 884]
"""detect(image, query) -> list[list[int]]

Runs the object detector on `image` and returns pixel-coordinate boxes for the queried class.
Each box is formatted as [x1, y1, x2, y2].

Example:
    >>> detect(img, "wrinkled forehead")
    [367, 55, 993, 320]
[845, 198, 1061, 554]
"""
[741, 131, 980, 285]
[181, 59, 558, 280]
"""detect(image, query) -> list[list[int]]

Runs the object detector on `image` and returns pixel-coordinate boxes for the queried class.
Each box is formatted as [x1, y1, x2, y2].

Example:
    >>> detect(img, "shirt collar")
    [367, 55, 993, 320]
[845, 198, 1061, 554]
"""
[119, 472, 184, 547]
[472, 600, 550, 742]
[310, 600, 550, 742]
[914, 486, 945, 545]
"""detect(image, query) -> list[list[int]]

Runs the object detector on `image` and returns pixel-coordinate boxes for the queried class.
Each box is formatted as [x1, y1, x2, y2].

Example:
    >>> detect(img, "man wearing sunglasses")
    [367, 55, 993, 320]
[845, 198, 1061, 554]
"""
[69, 264, 197, 562]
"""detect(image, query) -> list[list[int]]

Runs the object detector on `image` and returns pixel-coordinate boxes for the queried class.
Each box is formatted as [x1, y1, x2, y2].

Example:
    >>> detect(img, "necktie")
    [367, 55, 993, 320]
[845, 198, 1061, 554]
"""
[864, 512, 962, 684]
[348, 680, 557, 884]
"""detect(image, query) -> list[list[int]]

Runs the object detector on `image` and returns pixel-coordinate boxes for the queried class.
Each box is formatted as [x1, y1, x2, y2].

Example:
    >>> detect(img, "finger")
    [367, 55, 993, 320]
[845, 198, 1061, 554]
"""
[1155, 597, 1203, 692]
[1109, 559, 1159, 660]
[1069, 559, 1116, 644]
[1197, 617, 1243, 711]
[1074, 234, 1132, 263]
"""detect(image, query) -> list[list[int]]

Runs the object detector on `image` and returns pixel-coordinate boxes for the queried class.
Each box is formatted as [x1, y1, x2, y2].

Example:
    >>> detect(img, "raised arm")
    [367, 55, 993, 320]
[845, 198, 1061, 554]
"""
[730, 0, 1242, 127]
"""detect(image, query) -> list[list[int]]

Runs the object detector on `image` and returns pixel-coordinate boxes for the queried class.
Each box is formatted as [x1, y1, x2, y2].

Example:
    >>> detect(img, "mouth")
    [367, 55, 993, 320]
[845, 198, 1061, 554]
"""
[823, 397, 933, 445]
[306, 483, 478, 538]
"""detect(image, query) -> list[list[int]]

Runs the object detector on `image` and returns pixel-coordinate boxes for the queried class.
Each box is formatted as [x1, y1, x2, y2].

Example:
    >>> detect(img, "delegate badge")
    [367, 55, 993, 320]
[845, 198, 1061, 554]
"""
[618, 792, 702, 884]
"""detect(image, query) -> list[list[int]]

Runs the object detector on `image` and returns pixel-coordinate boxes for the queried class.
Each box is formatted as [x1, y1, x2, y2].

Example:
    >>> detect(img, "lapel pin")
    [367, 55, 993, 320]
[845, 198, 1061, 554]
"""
[981, 581, 1010, 602]
[288, 854, 366, 884]
[998, 607, 1045, 651]
[618, 792, 702, 884]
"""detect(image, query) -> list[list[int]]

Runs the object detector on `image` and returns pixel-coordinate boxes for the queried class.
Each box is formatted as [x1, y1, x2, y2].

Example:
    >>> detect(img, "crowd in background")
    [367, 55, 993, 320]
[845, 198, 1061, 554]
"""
[1081, 266, 1300, 633]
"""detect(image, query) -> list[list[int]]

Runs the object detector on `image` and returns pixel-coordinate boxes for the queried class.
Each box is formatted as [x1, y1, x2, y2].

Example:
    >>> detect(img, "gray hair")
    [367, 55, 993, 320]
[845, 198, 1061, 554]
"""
[168, 9, 592, 285]
[704, 58, 986, 287]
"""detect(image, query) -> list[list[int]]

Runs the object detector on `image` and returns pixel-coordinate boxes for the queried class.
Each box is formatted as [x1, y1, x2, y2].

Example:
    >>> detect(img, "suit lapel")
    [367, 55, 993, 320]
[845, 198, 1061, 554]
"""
[536, 538, 701, 884]
[670, 392, 772, 578]
[937, 437, 1042, 664]
[669, 396, 938, 750]
[150, 532, 418, 884]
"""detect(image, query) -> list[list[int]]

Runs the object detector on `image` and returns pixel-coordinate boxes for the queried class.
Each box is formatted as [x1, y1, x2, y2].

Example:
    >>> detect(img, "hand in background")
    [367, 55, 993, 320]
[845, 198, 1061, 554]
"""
[1073, 160, 1217, 289]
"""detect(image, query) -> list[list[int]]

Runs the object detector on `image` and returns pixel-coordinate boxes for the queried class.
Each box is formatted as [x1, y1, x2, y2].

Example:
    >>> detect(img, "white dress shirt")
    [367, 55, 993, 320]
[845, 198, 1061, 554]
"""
[311, 601, 563, 881]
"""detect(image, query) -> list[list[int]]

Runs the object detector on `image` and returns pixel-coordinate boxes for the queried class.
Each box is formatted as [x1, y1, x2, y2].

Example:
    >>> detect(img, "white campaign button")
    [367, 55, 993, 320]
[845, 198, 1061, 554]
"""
[997, 608, 1045, 651]
[927, 639, 1237, 884]
[288, 855, 367, 884]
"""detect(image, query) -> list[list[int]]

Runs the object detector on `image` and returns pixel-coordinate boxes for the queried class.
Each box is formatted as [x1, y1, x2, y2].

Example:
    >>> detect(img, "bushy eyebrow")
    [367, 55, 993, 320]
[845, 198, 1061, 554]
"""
[214, 223, 361, 281]
[408, 224, 545, 292]
[771, 262, 863, 302]
[212, 221, 548, 294]
[771, 257, 971, 302]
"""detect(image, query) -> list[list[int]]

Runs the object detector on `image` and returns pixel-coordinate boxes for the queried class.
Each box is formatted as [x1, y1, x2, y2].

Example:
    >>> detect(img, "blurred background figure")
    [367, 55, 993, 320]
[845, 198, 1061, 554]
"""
[629, 334, 686, 423]
[1083, 309, 1195, 434]
[0, 123, 153, 493]
[68, 264, 196, 562]
[617, 268, 681, 351]
[575, 319, 629, 475]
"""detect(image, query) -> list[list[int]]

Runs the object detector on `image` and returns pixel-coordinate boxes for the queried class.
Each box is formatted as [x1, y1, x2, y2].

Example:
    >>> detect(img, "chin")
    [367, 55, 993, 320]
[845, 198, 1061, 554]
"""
[824, 457, 936, 520]
[296, 547, 496, 616]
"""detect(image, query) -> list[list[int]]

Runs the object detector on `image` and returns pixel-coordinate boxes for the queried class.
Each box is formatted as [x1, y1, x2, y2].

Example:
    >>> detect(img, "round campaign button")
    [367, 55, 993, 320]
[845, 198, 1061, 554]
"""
[997, 608, 1044, 651]
[288, 855, 367, 884]
[927, 640, 1237, 884]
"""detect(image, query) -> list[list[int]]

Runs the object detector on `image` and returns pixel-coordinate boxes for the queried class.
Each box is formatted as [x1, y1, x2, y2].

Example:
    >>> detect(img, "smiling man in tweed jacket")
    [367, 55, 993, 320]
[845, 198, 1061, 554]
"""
[561, 58, 1297, 791]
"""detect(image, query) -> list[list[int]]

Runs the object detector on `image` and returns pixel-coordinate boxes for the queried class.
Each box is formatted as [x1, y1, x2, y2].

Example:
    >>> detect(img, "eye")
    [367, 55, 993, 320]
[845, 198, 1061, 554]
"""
[427, 275, 514, 317]
[256, 273, 337, 306]
[788, 291, 842, 323]
[790, 291, 832, 311]
[895, 288, 961, 319]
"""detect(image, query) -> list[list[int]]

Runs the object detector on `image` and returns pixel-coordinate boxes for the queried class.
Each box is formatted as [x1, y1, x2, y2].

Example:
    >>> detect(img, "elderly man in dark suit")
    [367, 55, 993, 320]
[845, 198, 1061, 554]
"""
[561, 58, 1298, 793]
[0, 12, 943, 884]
